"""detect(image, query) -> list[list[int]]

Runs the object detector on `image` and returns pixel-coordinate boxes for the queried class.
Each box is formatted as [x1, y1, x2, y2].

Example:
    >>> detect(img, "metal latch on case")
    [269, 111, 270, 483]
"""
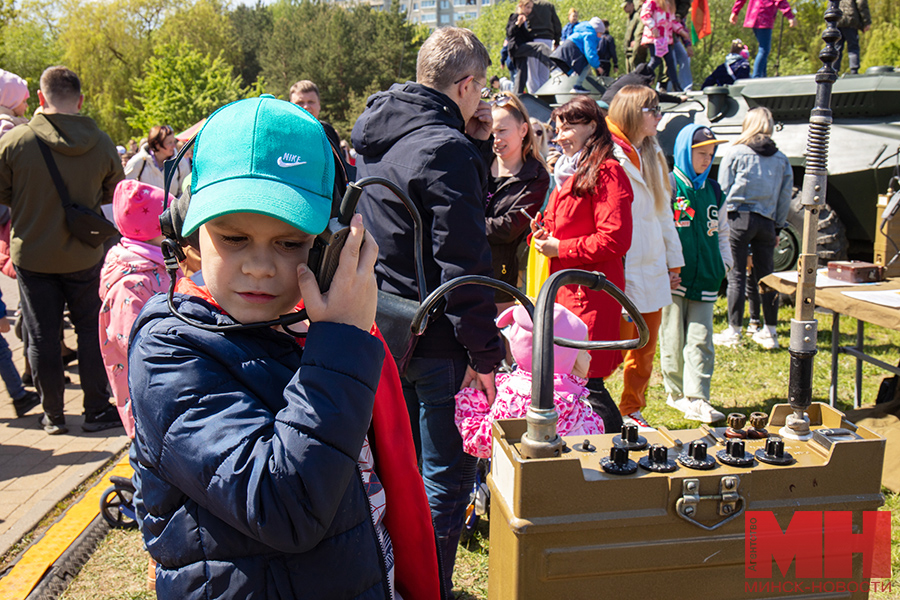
[676, 476, 744, 531]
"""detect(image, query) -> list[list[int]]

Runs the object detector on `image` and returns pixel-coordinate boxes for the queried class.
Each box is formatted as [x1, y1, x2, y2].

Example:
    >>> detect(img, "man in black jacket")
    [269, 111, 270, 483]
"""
[352, 27, 504, 594]
[525, 0, 562, 93]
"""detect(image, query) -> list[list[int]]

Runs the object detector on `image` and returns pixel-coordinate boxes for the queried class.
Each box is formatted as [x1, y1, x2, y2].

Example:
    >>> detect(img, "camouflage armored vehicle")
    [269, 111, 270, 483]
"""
[523, 67, 900, 271]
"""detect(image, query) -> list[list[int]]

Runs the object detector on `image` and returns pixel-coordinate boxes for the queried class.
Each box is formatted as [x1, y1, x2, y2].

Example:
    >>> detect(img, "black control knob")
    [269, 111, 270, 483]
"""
[601, 445, 638, 475]
[638, 443, 677, 472]
[678, 440, 717, 470]
[755, 435, 795, 465]
[717, 438, 754, 467]
[575, 438, 595, 452]
[613, 422, 648, 451]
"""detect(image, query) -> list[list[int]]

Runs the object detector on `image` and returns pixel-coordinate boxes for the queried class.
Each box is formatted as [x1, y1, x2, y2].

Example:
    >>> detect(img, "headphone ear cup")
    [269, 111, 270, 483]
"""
[159, 189, 191, 263]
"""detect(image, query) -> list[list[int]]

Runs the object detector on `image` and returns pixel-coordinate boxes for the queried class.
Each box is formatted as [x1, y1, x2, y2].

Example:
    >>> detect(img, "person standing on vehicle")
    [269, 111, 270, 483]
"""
[730, 0, 796, 78]
[834, 0, 871, 75]
[623, 0, 647, 73]
[526, 0, 562, 93]
[562, 7, 579, 41]
[713, 107, 793, 350]
[352, 27, 505, 594]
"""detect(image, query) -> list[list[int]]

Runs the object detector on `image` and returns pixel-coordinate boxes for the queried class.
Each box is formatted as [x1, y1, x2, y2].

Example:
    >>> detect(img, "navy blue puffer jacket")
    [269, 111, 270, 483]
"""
[129, 292, 388, 599]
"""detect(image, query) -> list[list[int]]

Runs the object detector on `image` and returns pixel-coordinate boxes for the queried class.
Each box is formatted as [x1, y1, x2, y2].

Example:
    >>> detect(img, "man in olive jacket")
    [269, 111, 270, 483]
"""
[0, 66, 124, 435]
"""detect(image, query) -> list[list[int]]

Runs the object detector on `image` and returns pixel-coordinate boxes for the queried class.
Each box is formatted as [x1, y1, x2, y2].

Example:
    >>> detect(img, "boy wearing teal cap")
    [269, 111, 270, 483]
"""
[660, 124, 734, 424]
[128, 96, 442, 599]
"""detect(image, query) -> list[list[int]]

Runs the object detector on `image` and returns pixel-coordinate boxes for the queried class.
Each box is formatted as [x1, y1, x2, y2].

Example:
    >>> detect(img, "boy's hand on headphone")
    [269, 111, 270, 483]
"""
[298, 214, 378, 332]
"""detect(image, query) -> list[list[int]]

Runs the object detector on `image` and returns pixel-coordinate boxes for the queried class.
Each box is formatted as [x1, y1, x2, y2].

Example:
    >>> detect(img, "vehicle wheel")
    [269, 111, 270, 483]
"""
[100, 484, 137, 529]
[781, 189, 849, 271]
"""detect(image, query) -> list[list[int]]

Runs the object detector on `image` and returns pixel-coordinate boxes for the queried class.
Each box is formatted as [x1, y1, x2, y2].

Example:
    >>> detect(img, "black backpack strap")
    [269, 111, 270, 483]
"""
[34, 137, 74, 209]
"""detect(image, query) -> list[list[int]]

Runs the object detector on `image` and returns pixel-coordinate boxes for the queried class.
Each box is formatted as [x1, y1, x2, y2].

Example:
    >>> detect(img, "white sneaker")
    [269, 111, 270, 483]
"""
[666, 393, 693, 415]
[684, 399, 726, 423]
[623, 410, 655, 432]
[746, 321, 762, 336]
[751, 328, 780, 350]
[713, 329, 741, 347]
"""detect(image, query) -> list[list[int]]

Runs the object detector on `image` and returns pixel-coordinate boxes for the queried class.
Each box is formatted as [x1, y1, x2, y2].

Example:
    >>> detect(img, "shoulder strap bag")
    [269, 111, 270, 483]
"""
[35, 137, 118, 248]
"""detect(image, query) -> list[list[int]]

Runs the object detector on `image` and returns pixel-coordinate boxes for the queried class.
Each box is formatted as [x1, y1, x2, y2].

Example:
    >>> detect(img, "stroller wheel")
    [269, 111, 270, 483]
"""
[100, 484, 138, 529]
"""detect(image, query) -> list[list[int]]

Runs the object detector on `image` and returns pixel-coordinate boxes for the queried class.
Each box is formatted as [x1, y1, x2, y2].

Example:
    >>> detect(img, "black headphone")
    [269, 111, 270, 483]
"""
[157, 121, 350, 333]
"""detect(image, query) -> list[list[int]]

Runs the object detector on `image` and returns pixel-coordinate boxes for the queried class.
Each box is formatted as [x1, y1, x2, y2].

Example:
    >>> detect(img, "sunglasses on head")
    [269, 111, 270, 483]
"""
[489, 94, 513, 108]
[642, 105, 662, 116]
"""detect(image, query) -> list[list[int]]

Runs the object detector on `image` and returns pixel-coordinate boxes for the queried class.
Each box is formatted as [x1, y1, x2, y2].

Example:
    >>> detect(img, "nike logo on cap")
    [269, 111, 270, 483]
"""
[277, 153, 307, 168]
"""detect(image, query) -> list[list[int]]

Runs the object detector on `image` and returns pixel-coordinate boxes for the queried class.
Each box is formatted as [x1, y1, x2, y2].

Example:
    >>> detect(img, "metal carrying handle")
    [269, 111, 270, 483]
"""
[531, 269, 648, 412]
[520, 269, 649, 459]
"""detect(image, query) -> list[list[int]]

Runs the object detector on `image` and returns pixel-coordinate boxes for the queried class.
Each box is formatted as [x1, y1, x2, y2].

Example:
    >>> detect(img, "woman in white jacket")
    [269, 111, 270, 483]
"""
[124, 125, 188, 198]
[606, 85, 684, 431]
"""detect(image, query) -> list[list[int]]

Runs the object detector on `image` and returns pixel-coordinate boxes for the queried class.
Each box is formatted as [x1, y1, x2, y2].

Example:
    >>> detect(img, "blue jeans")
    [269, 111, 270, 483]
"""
[16, 263, 110, 422]
[402, 355, 473, 594]
[573, 65, 591, 88]
[0, 332, 25, 400]
[752, 28, 773, 78]
[671, 39, 693, 91]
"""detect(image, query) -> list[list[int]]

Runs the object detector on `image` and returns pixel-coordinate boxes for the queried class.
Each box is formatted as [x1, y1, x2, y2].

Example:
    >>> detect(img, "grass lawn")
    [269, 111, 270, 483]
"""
[59, 298, 900, 599]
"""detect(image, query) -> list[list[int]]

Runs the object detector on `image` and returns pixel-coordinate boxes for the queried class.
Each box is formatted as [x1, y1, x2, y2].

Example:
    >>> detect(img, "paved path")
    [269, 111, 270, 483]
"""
[0, 274, 129, 558]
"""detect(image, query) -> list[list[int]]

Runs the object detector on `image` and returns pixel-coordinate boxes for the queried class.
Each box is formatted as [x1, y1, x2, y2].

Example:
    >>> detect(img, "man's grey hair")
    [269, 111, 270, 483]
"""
[416, 27, 491, 92]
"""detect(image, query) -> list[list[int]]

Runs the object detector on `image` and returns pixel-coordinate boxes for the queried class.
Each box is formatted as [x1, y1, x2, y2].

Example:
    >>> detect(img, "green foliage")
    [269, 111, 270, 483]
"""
[229, 1, 274, 88]
[123, 41, 250, 135]
[0, 16, 62, 116]
[260, 0, 424, 139]
[0, 0, 16, 32]
[155, 0, 240, 72]
[58, 0, 166, 142]
[861, 23, 900, 70]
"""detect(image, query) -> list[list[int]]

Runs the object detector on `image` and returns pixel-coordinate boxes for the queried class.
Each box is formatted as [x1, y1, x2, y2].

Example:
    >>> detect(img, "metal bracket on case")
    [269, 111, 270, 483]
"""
[675, 476, 745, 531]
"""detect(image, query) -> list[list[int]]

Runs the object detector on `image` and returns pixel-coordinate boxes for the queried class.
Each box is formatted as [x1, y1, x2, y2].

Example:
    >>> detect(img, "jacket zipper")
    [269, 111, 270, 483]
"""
[357, 464, 393, 599]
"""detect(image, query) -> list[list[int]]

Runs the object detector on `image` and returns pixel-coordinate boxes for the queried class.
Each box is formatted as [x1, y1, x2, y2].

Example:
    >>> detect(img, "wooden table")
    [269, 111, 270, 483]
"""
[760, 274, 900, 407]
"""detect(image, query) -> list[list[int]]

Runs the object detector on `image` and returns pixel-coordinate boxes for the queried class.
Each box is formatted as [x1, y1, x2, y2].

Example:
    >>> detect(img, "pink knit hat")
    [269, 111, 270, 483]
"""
[497, 303, 588, 374]
[113, 180, 172, 241]
[0, 70, 29, 112]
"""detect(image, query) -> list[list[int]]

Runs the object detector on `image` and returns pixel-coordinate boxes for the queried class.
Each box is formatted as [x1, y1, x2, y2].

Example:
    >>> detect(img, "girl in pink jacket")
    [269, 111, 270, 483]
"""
[730, 0, 796, 78]
[455, 303, 604, 459]
[99, 180, 173, 438]
[640, 0, 692, 91]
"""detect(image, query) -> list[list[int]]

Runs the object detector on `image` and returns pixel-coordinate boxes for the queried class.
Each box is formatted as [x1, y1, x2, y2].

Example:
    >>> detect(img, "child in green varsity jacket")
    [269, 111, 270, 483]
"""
[661, 125, 734, 423]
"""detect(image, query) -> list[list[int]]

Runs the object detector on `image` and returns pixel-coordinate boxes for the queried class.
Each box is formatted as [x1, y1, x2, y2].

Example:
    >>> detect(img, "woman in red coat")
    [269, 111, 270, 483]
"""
[531, 95, 634, 432]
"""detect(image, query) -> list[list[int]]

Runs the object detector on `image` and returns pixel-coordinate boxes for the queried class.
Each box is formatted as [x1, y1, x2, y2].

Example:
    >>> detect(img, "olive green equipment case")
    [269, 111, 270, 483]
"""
[487, 404, 886, 599]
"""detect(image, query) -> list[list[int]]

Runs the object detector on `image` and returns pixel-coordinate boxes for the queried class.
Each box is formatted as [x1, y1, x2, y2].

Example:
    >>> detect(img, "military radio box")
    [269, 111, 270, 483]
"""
[488, 403, 887, 599]
[874, 193, 900, 278]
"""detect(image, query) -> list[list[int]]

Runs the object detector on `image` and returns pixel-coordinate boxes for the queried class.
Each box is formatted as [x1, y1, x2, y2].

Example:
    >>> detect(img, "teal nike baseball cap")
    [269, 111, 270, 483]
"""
[181, 94, 335, 237]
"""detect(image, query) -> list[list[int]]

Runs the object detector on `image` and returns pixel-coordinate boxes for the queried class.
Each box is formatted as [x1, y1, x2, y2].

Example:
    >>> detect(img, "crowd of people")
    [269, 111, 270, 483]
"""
[499, 0, 872, 95]
[0, 0, 859, 592]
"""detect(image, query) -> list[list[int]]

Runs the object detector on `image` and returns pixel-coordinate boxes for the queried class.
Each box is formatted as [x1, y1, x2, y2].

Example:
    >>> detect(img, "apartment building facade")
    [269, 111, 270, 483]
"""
[344, 0, 494, 28]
